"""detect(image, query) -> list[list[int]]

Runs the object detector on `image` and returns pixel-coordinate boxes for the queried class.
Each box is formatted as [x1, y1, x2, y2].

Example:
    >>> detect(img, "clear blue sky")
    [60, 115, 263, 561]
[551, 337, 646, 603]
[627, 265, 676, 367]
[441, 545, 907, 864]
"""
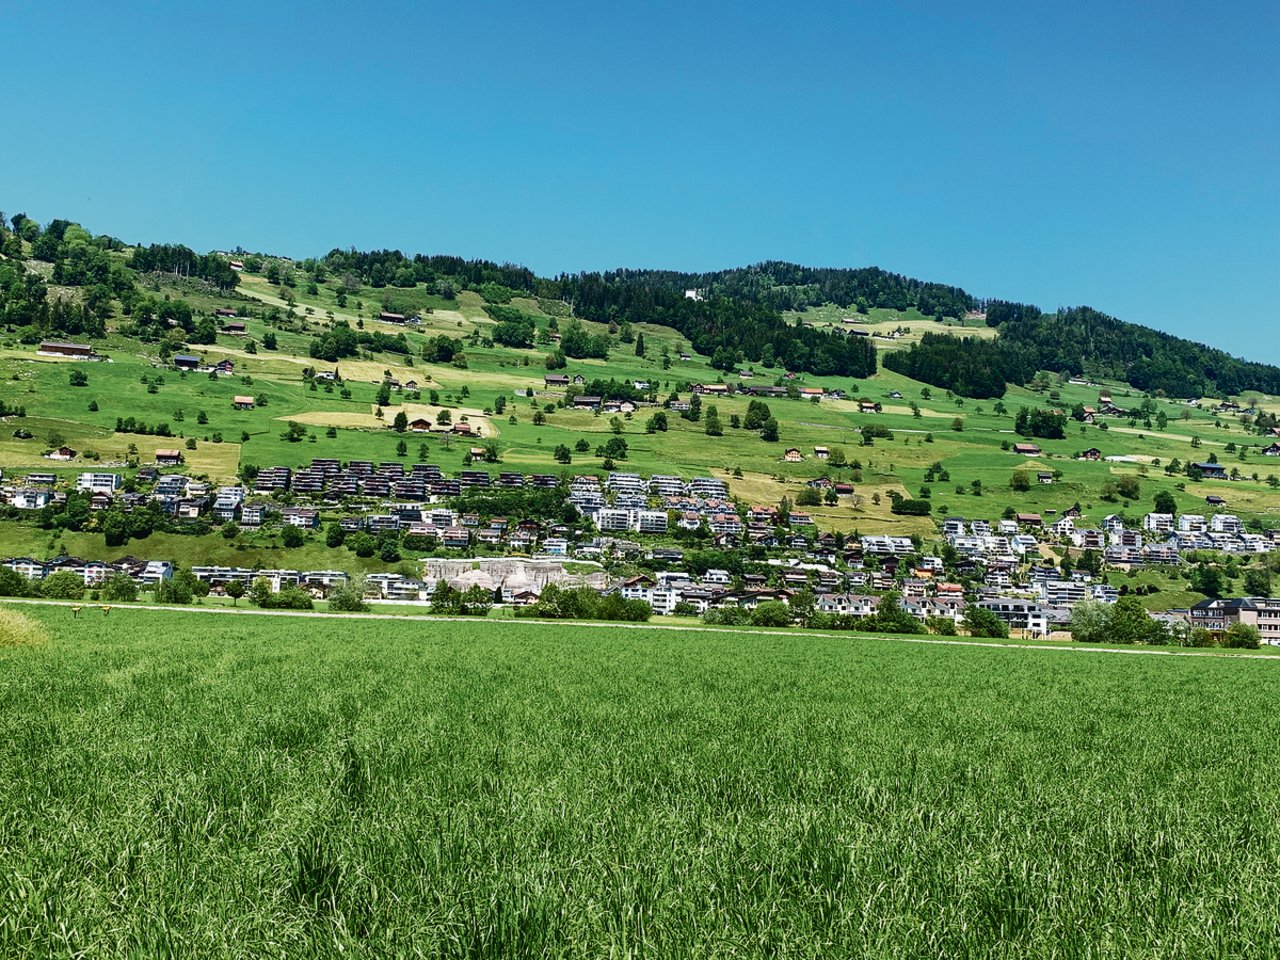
[5, 0, 1277, 361]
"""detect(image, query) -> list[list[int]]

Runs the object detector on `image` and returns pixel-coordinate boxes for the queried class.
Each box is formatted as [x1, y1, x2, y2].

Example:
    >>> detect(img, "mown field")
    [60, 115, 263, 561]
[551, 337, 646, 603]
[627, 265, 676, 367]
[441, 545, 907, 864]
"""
[2, 604, 1279, 957]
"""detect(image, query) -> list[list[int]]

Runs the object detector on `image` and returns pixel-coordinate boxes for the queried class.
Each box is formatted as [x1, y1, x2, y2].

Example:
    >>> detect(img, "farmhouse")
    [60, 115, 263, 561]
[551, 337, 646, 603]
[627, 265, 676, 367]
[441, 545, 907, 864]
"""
[221, 321, 247, 334]
[572, 396, 602, 410]
[1194, 462, 1228, 479]
[38, 340, 98, 359]
[214, 308, 238, 318]
[1037, 472, 1054, 484]
[409, 418, 433, 432]
[173, 354, 202, 371]
[233, 395, 255, 410]
[45, 446, 76, 461]
[1013, 443, 1041, 456]
[155, 449, 184, 466]
[858, 400, 881, 413]
[1080, 448, 1102, 461]
[544, 374, 570, 387]
[814, 446, 829, 459]
[378, 311, 407, 324]
[691, 383, 729, 396]
[782, 448, 804, 463]
[1263, 442, 1280, 457]
[215, 359, 235, 375]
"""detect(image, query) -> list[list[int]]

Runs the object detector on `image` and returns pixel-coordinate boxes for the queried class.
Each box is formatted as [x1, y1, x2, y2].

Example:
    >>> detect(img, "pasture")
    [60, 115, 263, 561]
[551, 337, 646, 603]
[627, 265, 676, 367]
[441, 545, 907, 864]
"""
[2, 604, 1279, 957]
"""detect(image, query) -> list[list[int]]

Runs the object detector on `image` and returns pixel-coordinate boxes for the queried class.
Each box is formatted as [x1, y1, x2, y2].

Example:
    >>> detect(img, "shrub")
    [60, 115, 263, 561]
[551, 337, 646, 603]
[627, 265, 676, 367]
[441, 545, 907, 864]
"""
[40, 571, 87, 600]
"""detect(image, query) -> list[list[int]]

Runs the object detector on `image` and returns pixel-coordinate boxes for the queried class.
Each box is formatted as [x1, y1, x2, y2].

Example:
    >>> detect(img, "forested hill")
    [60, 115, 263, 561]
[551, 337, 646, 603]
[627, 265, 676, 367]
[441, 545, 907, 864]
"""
[2, 206, 1277, 398]
[883, 302, 1280, 399]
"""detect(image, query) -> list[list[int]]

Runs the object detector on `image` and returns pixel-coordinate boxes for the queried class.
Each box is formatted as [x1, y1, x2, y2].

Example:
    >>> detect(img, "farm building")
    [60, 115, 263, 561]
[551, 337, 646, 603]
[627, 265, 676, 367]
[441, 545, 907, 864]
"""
[233, 395, 255, 410]
[38, 340, 98, 359]
[1013, 443, 1041, 456]
[155, 449, 184, 466]
[173, 354, 201, 371]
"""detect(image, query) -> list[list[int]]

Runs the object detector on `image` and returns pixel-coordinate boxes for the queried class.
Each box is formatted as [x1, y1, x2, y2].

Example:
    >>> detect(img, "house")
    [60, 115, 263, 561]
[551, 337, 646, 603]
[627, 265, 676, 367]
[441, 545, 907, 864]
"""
[1262, 443, 1280, 457]
[214, 308, 238, 318]
[1016, 513, 1043, 527]
[858, 400, 882, 413]
[409, 418, 433, 432]
[1037, 472, 1054, 484]
[233, 395, 255, 410]
[9, 489, 51, 510]
[782, 448, 804, 463]
[221, 321, 247, 335]
[544, 374, 570, 388]
[1205, 494, 1227, 506]
[1190, 597, 1280, 646]
[155, 449, 184, 466]
[1013, 443, 1041, 456]
[45, 446, 76, 461]
[379, 311, 407, 324]
[799, 387, 824, 400]
[572, 374, 586, 385]
[173, 354, 202, 371]
[1080, 447, 1102, 461]
[572, 396, 602, 410]
[1193, 462, 1227, 480]
[281, 507, 320, 529]
[38, 340, 98, 359]
[632, 380, 650, 391]
[691, 383, 729, 396]
[76, 473, 121, 494]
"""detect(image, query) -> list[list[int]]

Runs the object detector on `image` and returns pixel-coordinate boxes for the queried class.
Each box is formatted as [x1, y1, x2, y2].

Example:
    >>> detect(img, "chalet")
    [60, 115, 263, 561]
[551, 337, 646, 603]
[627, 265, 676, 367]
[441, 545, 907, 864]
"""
[572, 395, 602, 410]
[1064, 502, 1083, 518]
[1037, 472, 1054, 484]
[544, 374, 570, 387]
[214, 308, 238, 318]
[1013, 443, 1041, 456]
[1080, 448, 1102, 461]
[215, 359, 235, 375]
[403, 380, 419, 391]
[1205, 494, 1227, 506]
[1263, 443, 1280, 457]
[409, 418, 433, 432]
[45, 446, 76, 461]
[813, 446, 830, 460]
[450, 422, 476, 436]
[1016, 513, 1043, 527]
[378, 311, 407, 324]
[572, 374, 586, 385]
[233, 395, 255, 410]
[173, 354, 202, 371]
[1081, 406, 1097, 423]
[1193, 462, 1228, 479]
[691, 383, 729, 396]
[155, 449, 184, 466]
[468, 447, 487, 459]
[221, 321, 247, 334]
[798, 387, 824, 399]
[858, 400, 881, 414]
[834, 483, 854, 496]
[678, 352, 692, 361]
[38, 340, 97, 359]
[782, 448, 804, 463]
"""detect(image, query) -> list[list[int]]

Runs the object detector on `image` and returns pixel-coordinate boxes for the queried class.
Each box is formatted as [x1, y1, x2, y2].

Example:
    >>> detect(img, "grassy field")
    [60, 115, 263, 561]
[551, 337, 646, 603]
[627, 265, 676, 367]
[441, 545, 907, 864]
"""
[2, 603, 1279, 957]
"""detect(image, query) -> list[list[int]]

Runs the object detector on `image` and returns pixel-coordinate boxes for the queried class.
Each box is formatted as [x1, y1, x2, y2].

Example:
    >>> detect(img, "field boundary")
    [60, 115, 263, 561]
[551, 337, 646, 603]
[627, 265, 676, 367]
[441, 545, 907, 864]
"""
[4, 598, 1277, 660]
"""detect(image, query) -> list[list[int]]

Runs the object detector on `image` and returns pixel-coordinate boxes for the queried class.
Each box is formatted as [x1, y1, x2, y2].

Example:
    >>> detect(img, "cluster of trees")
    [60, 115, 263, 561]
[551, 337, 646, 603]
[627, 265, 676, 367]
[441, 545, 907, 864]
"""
[321, 248, 536, 293]
[428, 581, 494, 616]
[128, 243, 239, 291]
[486, 305, 540, 348]
[1069, 597, 1173, 645]
[517, 584, 652, 622]
[1014, 407, 1067, 440]
[309, 320, 410, 361]
[883, 333, 1034, 398]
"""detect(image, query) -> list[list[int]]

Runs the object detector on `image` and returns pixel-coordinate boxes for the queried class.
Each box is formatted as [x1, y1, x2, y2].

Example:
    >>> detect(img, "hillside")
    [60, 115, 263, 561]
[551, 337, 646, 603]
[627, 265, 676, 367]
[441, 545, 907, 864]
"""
[1, 209, 1279, 623]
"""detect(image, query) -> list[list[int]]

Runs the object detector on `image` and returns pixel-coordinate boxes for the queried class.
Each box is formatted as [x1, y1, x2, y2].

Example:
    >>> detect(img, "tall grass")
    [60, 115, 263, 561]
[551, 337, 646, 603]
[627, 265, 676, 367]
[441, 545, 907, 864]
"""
[1, 605, 1278, 956]
[0, 607, 49, 646]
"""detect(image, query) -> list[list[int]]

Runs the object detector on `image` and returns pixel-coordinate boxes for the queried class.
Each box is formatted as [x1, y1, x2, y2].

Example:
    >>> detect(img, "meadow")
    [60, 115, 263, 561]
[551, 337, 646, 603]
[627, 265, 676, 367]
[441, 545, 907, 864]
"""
[2, 603, 1279, 957]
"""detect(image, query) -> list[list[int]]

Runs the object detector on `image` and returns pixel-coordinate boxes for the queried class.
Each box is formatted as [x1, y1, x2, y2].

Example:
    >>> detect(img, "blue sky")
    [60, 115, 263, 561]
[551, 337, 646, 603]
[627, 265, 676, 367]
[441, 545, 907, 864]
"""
[4, 0, 1277, 361]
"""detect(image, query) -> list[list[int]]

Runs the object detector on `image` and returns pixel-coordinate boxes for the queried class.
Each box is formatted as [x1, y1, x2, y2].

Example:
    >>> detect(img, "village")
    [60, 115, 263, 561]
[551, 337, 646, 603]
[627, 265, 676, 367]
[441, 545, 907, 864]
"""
[4, 452, 1279, 645]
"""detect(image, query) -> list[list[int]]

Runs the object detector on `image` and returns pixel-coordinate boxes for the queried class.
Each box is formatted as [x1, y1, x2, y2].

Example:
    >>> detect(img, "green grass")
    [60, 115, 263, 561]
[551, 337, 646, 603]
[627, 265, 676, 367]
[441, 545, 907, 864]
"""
[2, 604, 1280, 956]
